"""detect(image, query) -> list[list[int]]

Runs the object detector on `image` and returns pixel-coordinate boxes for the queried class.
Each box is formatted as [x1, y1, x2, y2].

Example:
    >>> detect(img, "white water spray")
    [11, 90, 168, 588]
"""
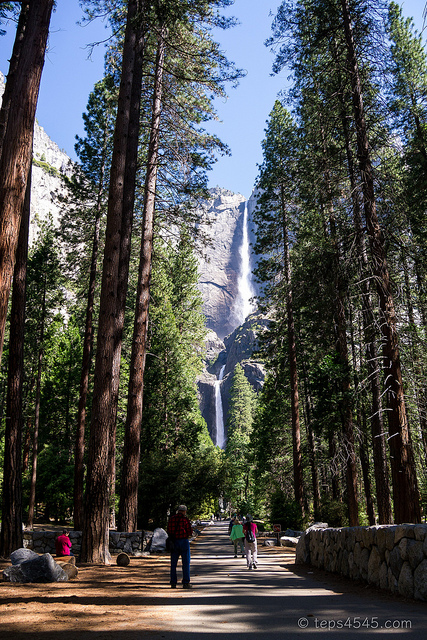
[215, 364, 226, 449]
[235, 201, 255, 325]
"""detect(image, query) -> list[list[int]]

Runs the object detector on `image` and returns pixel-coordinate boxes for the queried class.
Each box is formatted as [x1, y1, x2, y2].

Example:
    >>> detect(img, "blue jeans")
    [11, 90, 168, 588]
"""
[170, 538, 191, 585]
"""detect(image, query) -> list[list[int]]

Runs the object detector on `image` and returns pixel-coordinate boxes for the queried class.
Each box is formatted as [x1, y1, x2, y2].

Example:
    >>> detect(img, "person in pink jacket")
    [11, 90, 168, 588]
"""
[243, 515, 258, 569]
[55, 529, 73, 556]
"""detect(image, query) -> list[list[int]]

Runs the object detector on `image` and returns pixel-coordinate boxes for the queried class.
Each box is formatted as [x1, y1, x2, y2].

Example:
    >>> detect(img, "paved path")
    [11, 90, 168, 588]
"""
[154, 521, 427, 639]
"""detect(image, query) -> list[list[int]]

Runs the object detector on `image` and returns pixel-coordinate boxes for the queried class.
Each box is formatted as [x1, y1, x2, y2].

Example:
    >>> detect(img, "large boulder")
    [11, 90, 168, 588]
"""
[150, 528, 168, 553]
[10, 548, 39, 565]
[3, 553, 68, 583]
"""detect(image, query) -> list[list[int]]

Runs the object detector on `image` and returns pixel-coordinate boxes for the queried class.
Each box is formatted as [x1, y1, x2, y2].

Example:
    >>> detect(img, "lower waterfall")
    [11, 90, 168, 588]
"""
[215, 365, 226, 448]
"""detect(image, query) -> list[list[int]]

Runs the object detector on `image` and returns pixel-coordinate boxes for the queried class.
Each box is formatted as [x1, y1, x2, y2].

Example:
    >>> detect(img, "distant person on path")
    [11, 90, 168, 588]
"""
[230, 518, 245, 558]
[243, 515, 258, 569]
[167, 504, 193, 589]
[55, 529, 73, 556]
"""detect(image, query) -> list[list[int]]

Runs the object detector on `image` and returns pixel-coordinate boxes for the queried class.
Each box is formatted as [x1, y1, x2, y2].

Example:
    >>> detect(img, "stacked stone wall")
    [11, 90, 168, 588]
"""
[23, 531, 153, 557]
[296, 524, 427, 601]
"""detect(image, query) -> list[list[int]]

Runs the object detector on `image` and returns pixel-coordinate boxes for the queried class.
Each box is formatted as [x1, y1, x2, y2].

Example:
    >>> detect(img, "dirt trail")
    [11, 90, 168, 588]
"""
[0, 522, 426, 639]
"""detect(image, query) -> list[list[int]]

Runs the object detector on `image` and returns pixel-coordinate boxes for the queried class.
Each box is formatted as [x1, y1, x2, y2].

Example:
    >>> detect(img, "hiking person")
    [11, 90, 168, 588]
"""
[167, 504, 193, 589]
[243, 515, 258, 569]
[230, 518, 245, 558]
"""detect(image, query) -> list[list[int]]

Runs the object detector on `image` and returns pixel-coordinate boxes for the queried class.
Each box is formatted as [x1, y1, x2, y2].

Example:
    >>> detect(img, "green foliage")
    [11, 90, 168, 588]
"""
[269, 488, 303, 531]
[224, 364, 257, 509]
[310, 353, 354, 437]
[138, 446, 225, 528]
[317, 499, 348, 528]
[32, 158, 60, 177]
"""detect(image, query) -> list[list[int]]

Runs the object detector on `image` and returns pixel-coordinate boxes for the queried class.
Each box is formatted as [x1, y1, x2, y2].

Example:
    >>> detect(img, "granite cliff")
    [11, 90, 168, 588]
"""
[0, 71, 74, 245]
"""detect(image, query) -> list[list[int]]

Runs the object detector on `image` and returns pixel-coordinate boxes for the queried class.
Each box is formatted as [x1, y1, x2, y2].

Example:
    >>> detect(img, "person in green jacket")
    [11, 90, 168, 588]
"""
[230, 518, 245, 558]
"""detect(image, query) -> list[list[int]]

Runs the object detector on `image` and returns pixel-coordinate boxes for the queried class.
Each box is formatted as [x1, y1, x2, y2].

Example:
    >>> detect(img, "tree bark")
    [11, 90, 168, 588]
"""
[336, 83, 393, 524]
[0, 0, 53, 364]
[280, 184, 304, 514]
[0, 158, 31, 556]
[109, 13, 146, 532]
[26, 275, 46, 529]
[81, 0, 145, 562]
[118, 24, 166, 533]
[340, 0, 420, 523]
[73, 190, 103, 531]
[0, 1, 30, 159]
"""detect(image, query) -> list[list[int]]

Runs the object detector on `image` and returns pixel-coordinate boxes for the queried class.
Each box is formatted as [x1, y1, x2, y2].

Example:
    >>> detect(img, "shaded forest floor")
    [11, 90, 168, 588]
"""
[0, 536, 293, 639]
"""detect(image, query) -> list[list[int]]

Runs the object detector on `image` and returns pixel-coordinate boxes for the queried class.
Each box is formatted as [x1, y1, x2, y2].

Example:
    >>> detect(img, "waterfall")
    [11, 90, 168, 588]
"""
[235, 200, 255, 325]
[215, 365, 226, 449]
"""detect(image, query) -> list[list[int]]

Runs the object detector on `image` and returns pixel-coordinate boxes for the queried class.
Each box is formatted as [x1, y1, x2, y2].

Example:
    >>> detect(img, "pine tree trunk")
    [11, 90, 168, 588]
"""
[340, 0, 420, 523]
[337, 91, 393, 524]
[280, 184, 304, 513]
[26, 277, 46, 529]
[300, 355, 321, 518]
[359, 425, 376, 526]
[0, 159, 30, 556]
[0, 1, 30, 158]
[73, 127, 109, 532]
[109, 15, 146, 533]
[81, 0, 145, 563]
[118, 25, 166, 533]
[0, 0, 53, 364]
[319, 113, 359, 526]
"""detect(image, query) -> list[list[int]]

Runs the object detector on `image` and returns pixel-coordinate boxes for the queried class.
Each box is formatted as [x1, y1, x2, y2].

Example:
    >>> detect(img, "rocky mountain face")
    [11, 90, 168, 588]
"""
[196, 188, 245, 339]
[0, 71, 73, 245]
[196, 188, 266, 444]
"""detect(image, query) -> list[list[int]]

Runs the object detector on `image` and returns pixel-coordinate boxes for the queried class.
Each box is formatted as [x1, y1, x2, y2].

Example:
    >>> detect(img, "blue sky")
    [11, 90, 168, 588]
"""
[0, 0, 425, 200]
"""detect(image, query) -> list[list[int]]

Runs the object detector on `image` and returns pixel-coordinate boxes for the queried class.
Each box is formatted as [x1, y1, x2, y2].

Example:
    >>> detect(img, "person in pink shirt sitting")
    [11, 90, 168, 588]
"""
[55, 529, 74, 556]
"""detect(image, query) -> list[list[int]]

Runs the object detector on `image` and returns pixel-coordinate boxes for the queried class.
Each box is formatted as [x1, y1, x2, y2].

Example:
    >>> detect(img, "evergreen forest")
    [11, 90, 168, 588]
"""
[1, 0, 427, 562]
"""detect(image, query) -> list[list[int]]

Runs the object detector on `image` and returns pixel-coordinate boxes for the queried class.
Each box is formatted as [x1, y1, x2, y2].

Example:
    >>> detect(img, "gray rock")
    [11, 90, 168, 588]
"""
[394, 525, 415, 544]
[150, 528, 168, 553]
[109, 532, 121, 545]
[413, 524, 427, 542]
[280, 536, 298, 547]
[264, 539, 276, 547]
[3, 553, 68, 583]
[398, 537, 410, 561]
[367, 546, 381, 586]
[398, 561, 414, 599]
[389, 545, 404, 579]
[340, 549, 349, 576]
[414, 559, 427, 601]
[10, 548, 39, 565]
[407, 540, 424, 570]
[379, 561, 388, 590]
[295, 532, 310, 564]
[360, 548, 370, 581]
[123, 539, 133, 554]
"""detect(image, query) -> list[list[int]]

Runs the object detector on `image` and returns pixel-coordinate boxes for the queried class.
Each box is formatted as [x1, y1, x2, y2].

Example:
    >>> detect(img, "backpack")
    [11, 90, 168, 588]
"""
[245, 523, 256, 543]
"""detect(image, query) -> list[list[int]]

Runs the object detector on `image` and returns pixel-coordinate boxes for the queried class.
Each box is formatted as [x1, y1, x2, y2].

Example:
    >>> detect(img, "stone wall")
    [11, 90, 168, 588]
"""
[23, 530, 153, 557]
[296, 524, 427, 602]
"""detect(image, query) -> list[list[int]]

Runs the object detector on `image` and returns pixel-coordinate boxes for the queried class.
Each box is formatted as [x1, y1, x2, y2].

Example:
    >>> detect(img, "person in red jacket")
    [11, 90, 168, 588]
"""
[55, 529, 73, 556]
[167, 505, 193, 588]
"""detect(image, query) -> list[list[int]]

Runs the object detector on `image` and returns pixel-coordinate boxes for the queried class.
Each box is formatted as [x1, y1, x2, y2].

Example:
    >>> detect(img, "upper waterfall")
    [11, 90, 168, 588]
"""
[234, 200, 256, 326]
